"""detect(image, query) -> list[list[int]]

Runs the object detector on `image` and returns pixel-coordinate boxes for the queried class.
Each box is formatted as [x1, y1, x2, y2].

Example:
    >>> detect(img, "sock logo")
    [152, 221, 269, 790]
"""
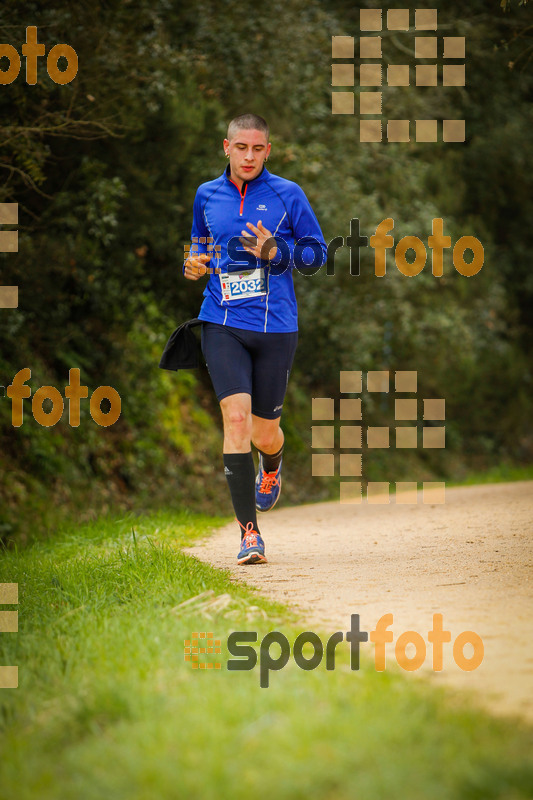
[224, 466, 233, 476]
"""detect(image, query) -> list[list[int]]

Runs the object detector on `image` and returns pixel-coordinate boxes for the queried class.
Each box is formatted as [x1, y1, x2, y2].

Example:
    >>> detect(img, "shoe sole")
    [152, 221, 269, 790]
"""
[237, 551, 268, 565]
[256, 476, 282, 513]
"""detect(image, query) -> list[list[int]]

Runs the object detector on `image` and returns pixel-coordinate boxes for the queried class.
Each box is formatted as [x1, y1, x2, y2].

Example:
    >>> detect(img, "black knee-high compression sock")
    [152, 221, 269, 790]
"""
[223, 452, 260, 537]
[257, 444, 284, 473]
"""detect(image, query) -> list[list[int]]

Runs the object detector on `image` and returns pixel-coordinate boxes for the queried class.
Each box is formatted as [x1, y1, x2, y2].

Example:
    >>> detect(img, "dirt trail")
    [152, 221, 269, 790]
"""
[185, 481, 533, 720]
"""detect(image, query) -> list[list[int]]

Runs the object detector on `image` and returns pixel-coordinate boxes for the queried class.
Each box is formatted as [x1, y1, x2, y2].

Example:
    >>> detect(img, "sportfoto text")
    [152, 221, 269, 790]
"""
[227, 614, 484, 688]
[192, 218, 484, 278]
[5, 368, 121, 428]
[0, 27, 78, 85]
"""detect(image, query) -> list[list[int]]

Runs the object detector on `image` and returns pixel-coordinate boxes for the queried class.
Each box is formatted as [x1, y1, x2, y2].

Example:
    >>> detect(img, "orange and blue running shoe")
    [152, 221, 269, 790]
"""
[237, 521, 267, 565]
[255, 455, 282, 512]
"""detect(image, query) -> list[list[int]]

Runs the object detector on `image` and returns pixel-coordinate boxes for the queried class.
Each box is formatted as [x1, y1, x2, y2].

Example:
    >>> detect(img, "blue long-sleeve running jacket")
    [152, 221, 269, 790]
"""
[188, 165, 327, 333]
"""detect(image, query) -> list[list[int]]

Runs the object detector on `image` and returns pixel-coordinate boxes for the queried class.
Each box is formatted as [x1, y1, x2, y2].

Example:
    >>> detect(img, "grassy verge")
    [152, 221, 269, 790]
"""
[447, 462, 533, 486]
[1, 511, 532, 800]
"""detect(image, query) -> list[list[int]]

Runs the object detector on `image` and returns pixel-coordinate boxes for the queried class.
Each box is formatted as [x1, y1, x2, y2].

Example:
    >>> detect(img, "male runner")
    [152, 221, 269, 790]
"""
[184, 113, 326, 564]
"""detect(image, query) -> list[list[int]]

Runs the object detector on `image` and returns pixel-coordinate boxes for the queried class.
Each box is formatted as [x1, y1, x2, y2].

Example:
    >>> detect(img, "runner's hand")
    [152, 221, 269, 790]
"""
[184, 253, 220, 280]
[240, 220, 279, 261]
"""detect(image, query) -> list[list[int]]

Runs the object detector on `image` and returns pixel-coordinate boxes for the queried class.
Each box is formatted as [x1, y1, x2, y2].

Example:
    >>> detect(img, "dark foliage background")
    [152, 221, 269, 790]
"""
[1, 0, 532, 540]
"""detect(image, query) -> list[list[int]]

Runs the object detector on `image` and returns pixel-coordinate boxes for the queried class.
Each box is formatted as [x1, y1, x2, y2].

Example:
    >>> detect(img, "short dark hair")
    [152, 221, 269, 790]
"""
[227, 113, 269, 141]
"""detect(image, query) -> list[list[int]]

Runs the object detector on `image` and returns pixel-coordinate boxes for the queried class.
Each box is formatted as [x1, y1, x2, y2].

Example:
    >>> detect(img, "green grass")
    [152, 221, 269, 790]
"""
[1, 510, 533, 800]
[449, 462, 533, 487]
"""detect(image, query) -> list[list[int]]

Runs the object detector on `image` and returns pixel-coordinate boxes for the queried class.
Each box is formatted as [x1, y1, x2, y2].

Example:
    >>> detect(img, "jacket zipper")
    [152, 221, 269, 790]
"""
[229, 177, 247, 216]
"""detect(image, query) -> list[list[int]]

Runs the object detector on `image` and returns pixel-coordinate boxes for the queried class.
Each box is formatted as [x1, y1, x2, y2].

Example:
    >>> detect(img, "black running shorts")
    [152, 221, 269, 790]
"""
[200, 322, 298, 419]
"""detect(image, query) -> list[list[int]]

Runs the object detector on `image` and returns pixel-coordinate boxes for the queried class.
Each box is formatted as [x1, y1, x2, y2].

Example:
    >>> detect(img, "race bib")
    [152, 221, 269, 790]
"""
[219, 267, 266, 301]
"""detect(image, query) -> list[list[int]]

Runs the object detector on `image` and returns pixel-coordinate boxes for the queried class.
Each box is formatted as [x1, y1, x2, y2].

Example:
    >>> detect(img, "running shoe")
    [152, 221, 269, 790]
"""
[237, 522, 267, 565]
[255, 455, 282, 512]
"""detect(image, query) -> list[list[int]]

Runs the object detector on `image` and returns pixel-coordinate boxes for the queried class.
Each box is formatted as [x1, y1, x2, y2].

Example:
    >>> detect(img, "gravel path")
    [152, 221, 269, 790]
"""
[185, 481, 533, 720]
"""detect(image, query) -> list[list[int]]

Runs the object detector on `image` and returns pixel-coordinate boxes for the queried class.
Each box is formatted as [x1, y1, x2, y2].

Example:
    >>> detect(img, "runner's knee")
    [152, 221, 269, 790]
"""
[252, 421, 282, 453]
[221, 401, 252, 446]
[253, 431, 278, 452]
[225, 408, 249, 428]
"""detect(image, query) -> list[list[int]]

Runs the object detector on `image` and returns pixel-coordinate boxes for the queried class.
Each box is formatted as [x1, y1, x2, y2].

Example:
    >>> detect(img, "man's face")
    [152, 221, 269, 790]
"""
[223, 128, 271, 185]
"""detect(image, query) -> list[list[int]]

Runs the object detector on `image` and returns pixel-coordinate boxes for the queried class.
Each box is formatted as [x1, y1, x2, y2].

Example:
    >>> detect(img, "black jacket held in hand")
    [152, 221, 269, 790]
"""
[159, 318, 203, 371]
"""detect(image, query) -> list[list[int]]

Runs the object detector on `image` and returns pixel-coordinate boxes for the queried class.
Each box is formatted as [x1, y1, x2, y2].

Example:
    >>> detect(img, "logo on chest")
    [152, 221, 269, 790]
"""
[256, 204, 267, 211]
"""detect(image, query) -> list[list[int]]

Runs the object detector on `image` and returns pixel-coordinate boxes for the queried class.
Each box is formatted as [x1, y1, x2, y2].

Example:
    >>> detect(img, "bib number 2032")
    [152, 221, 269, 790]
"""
[220, 268, 266, 301]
